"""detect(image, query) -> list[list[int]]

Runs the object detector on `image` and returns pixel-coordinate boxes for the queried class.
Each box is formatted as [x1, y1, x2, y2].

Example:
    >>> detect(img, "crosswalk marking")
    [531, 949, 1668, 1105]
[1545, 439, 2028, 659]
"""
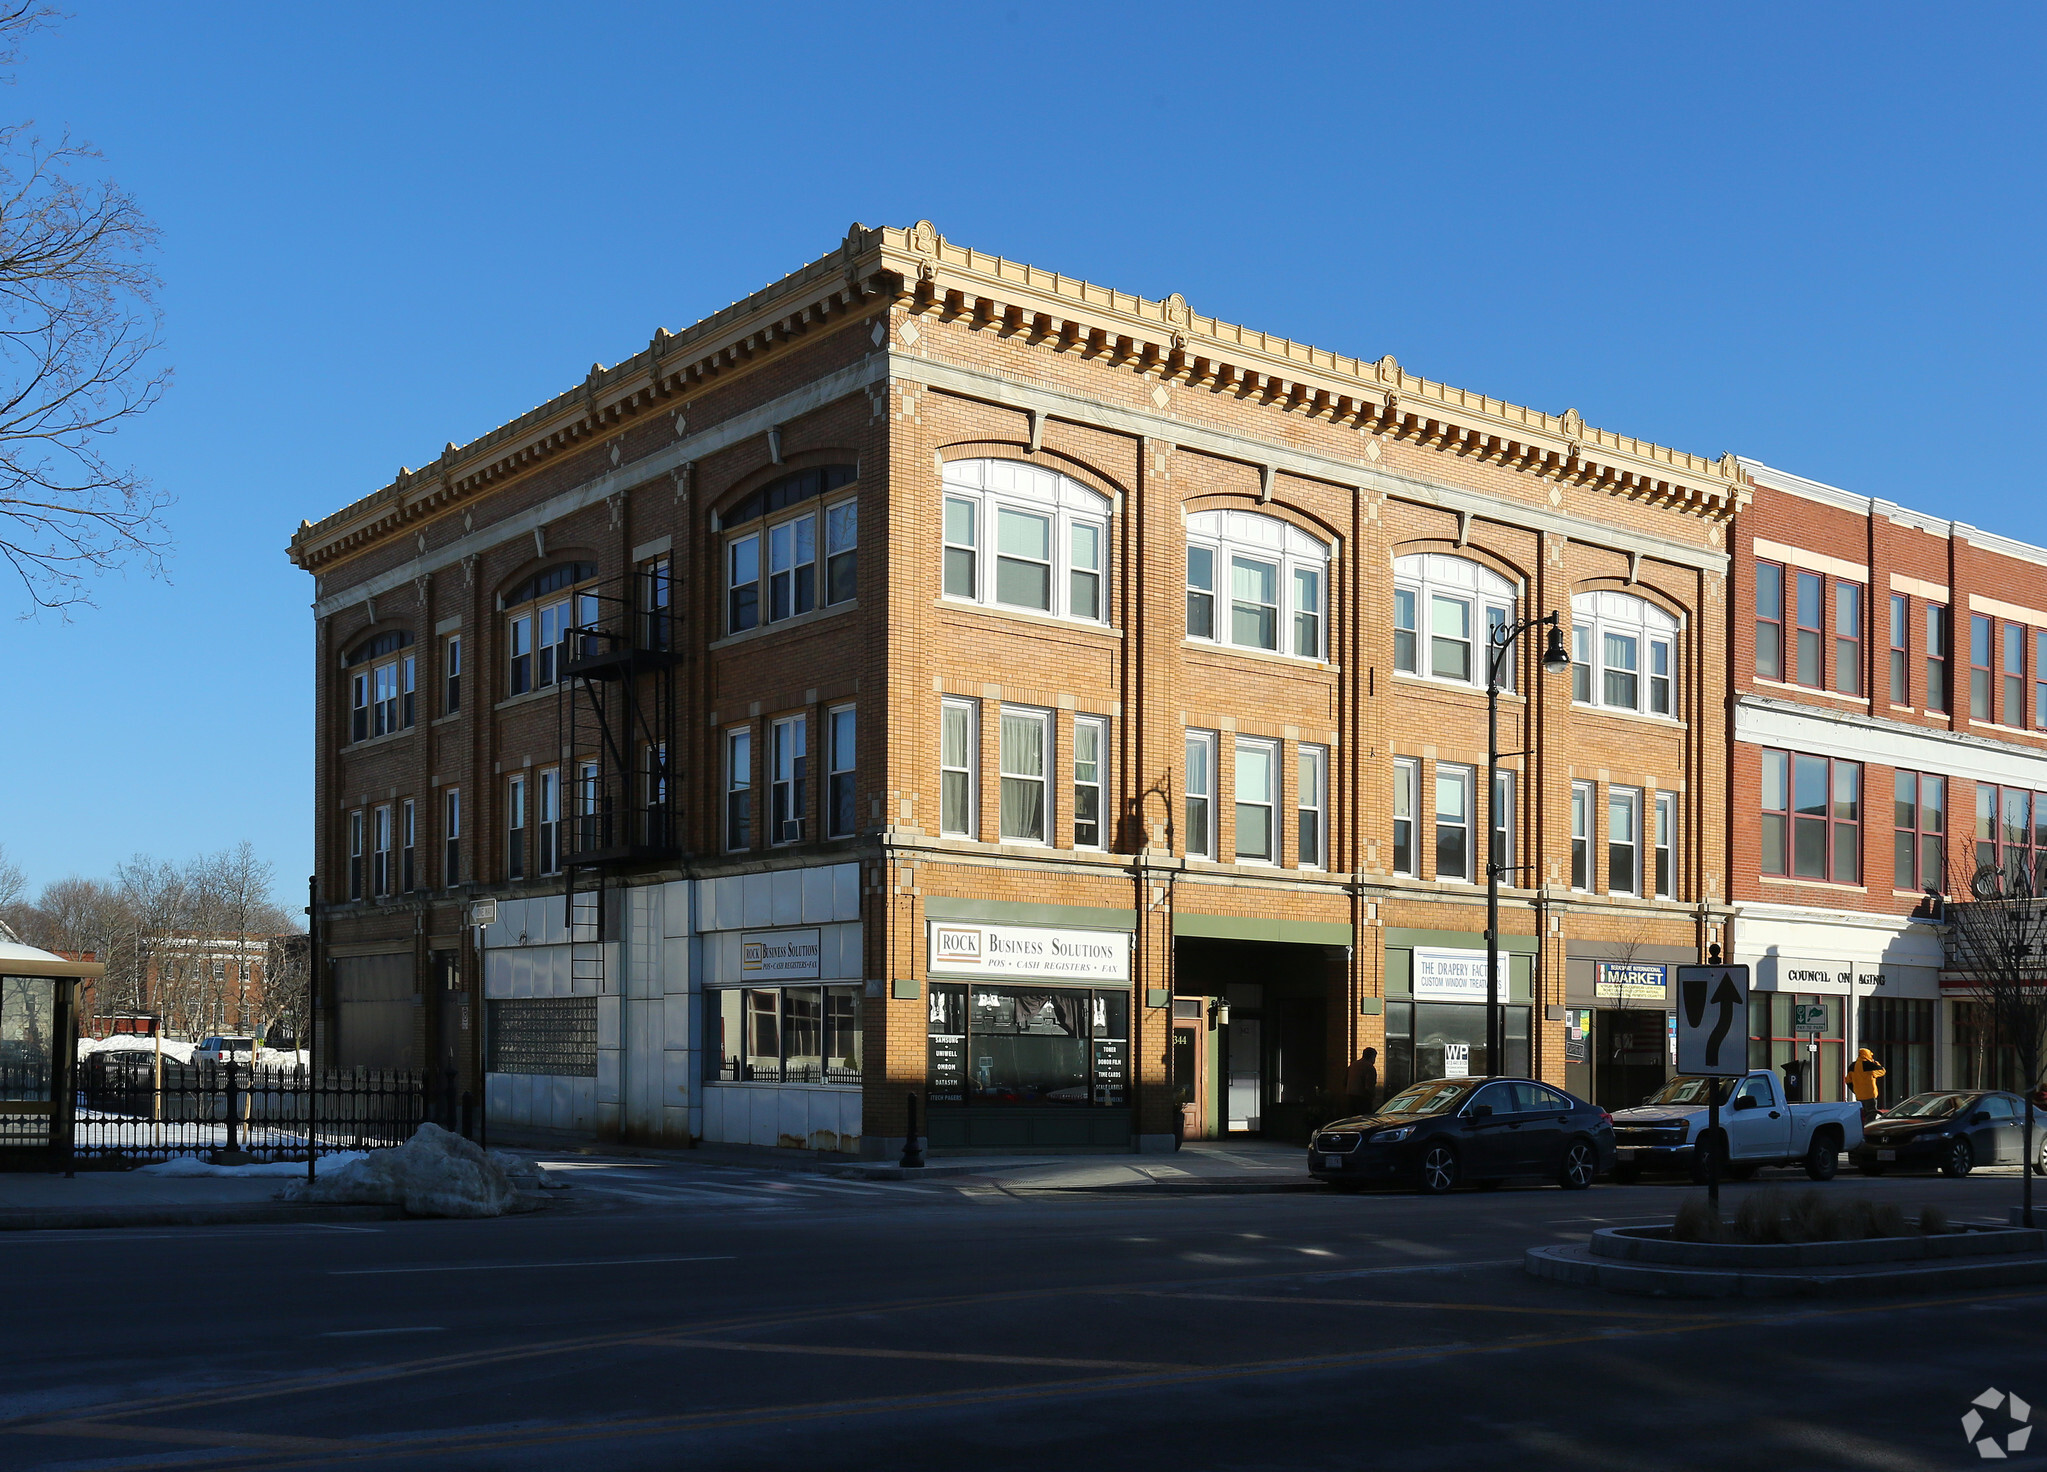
[536, 1162, 953, 1213]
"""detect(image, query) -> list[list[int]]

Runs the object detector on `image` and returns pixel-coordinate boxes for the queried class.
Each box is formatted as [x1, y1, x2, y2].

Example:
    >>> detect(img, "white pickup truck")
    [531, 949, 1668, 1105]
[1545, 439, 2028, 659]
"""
[1607, 1070, 1864, 1183]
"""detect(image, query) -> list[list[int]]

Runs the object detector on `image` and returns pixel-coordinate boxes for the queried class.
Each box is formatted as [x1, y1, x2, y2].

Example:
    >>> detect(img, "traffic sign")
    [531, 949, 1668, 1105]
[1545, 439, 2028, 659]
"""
[468, 898, 498, 928]
[1793, 1003, 1827, 1035]
[1675, 964, 1750, 1075]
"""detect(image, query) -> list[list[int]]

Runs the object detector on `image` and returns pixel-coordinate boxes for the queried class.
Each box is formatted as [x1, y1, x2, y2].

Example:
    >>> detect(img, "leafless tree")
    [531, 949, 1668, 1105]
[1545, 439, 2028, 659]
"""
[114, 852, 190, 1030]
[1943, 860, 2047, 1227]
[0, 841, 26, 932]
[0, 5, 170, 614]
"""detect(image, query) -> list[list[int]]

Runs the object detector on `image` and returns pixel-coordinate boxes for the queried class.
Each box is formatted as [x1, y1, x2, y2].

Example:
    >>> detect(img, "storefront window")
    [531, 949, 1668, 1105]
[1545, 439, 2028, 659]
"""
[1951, 1000, 2026, 1093]
[715, 985, 862, 1084]
[1382, 1001, 1529, 1092]
[1859, 996, 1932, 1106]
[1747, 993, 1844, 1102]
[927, 983, 1127, 1107]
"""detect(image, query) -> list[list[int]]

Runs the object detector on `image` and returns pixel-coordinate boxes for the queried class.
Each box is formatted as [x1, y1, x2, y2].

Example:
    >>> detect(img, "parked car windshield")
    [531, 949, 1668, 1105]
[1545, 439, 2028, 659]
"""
[1642, 1076, 1733, 1107]
[1886, 1091, 1975, 1119]
[1378, 1080, 1476, 1116]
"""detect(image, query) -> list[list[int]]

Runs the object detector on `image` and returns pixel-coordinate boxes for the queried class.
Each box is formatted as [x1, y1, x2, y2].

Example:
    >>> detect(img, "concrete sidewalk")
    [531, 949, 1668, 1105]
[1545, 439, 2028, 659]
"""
[0, 1167, 402, 1230]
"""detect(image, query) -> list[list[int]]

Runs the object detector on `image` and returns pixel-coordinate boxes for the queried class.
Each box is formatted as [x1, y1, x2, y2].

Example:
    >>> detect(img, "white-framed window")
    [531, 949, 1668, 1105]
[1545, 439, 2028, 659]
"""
[998, 707, 1050, 843]
[1187, 510, 1330, 659]
[443, 635, 461, 715]
[372, 804, 392, 897]
[941, 459, 1110, 623]
[1491, 770, 1515, 882]
[1298, 745, 1327, 869]
[722, 466, 859, 634]
[1608, 786, 1641, 895]
[443, 788, 460, 888]
[347, 809, 364, 901]
[771, 715, 806, 844]
[1392, 554, 1516, 688]
[1186, 731, 1216, 859]
[1435, 764, 1474, 882]
[1654, 792, 1676, 900]
[350, 669, 370, 742]
[1073, 715, 1106, 850]
[1234, 738, 1277, 863]
[1570, 591, 1679, 717]
[504, 562, 598, 695]
[507, 775, 527, 880]
[827, 706, 856, 840]
[1570, 781, 1592, 890]
[1392, 758, 1418, 876]
[345, 630, 416, 741]
[725, 728, 752, 852]
[538, 768, 561, 875]
[940, 699, 976, 838]
[400, 798, 416, 893]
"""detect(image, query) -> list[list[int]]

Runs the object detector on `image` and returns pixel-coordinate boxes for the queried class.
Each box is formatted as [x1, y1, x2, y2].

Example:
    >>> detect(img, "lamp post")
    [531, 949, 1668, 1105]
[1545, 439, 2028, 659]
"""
[1486, 611, 1573, 1076]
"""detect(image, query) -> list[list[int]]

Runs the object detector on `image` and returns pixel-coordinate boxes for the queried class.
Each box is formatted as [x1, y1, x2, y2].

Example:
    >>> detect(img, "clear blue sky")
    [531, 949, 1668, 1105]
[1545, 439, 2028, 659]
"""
[4, 2, 2044, 903]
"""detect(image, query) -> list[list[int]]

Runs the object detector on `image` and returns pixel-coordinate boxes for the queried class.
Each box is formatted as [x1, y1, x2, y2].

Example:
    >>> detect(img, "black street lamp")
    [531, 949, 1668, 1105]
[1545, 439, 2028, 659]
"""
[1486, 611, 1572, 1075]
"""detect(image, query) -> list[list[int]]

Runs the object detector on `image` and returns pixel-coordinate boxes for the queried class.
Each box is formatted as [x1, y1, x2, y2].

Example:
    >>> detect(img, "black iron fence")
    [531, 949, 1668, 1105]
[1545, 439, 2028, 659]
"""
[74, 1054, 424, 1164]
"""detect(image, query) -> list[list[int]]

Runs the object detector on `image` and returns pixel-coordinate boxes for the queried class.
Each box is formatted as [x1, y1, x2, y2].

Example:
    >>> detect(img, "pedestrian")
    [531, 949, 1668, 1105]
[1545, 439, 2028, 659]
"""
[1345, 1046, 1379, 1118]
[1845, 1048, 1886, 1121]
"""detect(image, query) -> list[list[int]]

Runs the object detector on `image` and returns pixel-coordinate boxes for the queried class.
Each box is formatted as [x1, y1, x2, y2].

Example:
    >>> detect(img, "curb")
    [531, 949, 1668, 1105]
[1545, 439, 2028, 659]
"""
[1524, 1242, 2047, 1298]
[1001, 1177, 1324, 1196]
[0, 1202, 407, 1232]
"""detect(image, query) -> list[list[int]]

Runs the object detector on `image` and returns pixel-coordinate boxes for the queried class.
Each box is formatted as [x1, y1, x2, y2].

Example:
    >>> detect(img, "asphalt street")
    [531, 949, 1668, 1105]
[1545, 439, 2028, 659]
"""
[4, 1159, 2043, 1472]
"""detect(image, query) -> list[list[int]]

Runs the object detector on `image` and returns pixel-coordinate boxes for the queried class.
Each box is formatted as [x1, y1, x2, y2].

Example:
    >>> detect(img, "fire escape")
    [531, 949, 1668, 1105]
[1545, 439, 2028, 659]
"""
[558, 567, 681, 990]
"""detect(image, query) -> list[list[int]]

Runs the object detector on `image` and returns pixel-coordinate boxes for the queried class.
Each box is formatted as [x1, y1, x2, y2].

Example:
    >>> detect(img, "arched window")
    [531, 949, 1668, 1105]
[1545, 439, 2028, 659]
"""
[1392, 553, 1517, 689]
[1186, 510, 1330, 659]
[1570, 590, 1679, 717]
[941, 459, 1110, 623]
[722, 466, 859, 633]
[344, 630, 415, 743]
[502, 561, 599, 697]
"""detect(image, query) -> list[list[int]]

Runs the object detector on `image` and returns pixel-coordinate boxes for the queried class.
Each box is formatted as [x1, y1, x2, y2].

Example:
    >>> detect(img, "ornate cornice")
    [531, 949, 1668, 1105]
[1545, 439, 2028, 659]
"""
[290, 220, 1745, 574]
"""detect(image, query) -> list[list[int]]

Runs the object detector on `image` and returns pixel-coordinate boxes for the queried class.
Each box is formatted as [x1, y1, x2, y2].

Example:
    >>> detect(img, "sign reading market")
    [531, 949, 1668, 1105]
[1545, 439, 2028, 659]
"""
[927, 922, 1130, 983]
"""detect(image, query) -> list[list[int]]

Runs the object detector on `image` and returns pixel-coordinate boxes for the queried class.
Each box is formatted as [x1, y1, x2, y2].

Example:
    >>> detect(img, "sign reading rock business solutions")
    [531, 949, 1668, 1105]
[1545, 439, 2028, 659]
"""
[928, 922, 1130, 982]
[742, 928, 821, 979]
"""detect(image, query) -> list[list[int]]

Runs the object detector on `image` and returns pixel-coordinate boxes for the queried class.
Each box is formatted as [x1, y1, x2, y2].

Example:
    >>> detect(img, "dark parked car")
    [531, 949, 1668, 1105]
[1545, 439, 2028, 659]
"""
[1849, 1090, 2045, 1178]
[1308, 1076, 1615, 1194]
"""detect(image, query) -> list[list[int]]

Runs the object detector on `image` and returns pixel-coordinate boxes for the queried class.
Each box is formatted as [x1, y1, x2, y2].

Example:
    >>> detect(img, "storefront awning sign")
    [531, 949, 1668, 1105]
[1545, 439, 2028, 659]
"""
[928, 922, 1130, 983]
[742, 928, 822, 980]
[1411, 947, 1508, 1003]
[1594, 961, 1667, 1001]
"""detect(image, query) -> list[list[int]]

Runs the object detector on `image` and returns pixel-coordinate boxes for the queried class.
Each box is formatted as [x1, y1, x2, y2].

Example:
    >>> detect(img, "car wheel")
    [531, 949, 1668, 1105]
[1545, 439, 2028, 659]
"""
[1558, 1138, 1598, 1191]
[2035, 1138, 2047, 1176]
[1940, 1138, 1974, 1179]
[1609, 1162, 1642, 1185]
[1855, 1158, 1885, 1177]
[1416, 1142, 1460, 1195]
[1804, 1129, 1840, 1182]
[1689, 1135, 1727, 1186]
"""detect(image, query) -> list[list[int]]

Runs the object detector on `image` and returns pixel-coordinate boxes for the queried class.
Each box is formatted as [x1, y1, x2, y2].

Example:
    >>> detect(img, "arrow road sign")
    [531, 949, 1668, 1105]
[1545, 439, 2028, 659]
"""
[1675, 965, 1750, 1076]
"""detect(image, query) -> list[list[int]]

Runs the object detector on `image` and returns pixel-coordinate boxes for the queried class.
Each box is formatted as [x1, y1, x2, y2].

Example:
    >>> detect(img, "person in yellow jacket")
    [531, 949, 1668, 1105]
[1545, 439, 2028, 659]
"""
[1845, 1048, 1886, 1121]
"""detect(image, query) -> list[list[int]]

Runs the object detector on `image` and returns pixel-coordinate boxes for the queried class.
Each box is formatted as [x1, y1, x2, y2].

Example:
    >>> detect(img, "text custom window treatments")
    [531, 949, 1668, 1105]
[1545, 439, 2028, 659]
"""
[723, 465, 858, 635]
[941, 459, 1108, 623]
[1394, 554, 1515, 688]
[1189, 510, 1330, 659]
[1570, 591, 1678, 717]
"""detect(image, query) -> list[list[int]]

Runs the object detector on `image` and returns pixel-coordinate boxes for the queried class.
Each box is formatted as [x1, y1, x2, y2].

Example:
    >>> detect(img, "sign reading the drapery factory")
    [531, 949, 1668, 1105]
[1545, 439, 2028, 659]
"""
[1410, 947, 1508, 1003]
[742, 928, 821, 979]
[1594, 962, 1668, 1001]
[927, 922, 1130, 982]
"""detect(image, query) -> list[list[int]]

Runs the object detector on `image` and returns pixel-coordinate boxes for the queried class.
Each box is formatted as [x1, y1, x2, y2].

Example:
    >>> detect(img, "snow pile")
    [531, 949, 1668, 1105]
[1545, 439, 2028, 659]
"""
[78, 1035, 197, 1065]
[274, 1123, 524, 1218]
[140, 1152, 367, 1178]
[255, 1047, 309, 1069]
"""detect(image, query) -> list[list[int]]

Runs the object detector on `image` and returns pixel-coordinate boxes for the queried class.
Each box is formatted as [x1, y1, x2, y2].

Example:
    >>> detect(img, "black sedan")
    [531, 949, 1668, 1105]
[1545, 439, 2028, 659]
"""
[1308, 1076, 1615, 1194]
[1849, 1090, 2045, 1178]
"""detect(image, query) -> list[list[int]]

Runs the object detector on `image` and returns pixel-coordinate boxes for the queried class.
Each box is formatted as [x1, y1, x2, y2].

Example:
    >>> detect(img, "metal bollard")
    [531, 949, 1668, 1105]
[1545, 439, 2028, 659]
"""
[900, 1091, 926, 1169]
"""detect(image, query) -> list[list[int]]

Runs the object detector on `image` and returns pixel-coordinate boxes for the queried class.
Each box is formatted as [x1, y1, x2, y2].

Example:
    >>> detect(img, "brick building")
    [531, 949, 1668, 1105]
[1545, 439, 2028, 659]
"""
[1728, 460, 2047, 1105]
[289, 221, 1745, 1154]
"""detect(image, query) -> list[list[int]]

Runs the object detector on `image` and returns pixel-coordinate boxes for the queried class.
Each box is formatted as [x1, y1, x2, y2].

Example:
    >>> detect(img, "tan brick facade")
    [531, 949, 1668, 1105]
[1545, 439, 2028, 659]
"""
[291, 222, 1742, 1151]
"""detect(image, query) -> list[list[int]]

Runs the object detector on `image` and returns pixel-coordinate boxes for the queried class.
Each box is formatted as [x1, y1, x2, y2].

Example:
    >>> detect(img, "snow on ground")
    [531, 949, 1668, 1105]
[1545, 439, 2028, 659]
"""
[138, 1152, 368, 1178]
[276, 1123, 526, 1218]
[78, 1036, 196, 1065]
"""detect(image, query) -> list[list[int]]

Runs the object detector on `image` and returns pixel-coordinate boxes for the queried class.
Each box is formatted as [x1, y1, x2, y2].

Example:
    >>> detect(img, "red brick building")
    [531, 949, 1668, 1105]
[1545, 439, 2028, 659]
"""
[290, 222, 1743, 1153]
[1729, 460, 2047, 1104]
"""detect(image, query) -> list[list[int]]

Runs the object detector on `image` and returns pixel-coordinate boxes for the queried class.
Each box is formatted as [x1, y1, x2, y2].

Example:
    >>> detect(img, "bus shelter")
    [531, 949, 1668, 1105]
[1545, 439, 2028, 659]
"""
[0, 937, 100, 1171]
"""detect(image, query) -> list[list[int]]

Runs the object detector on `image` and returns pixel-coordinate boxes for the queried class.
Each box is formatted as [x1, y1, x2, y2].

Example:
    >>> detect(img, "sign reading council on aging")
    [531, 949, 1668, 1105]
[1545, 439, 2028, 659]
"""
[928, 922, 1130, 982]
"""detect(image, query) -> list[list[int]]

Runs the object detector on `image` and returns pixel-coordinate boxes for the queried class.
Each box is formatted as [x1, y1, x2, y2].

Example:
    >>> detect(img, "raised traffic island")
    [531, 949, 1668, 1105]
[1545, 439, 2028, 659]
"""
[1527, 1191, 2047, 1297]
